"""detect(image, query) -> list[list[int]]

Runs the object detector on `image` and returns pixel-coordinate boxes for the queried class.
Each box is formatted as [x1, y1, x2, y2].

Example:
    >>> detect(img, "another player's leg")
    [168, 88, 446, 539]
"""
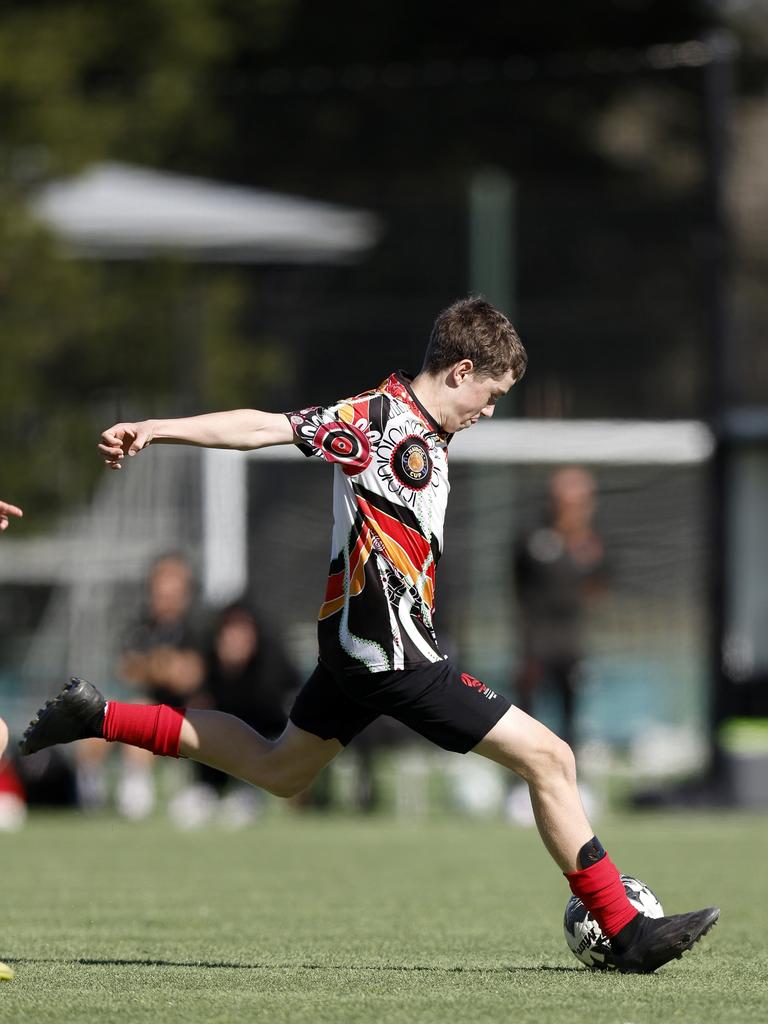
[0, 716, 16, 978]
[474, 706, 719, 973]
[20, 677, 341, 799]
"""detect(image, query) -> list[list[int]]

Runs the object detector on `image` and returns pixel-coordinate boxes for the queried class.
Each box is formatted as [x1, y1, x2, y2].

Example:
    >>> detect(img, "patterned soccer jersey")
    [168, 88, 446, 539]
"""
[287, 371, 451, 675]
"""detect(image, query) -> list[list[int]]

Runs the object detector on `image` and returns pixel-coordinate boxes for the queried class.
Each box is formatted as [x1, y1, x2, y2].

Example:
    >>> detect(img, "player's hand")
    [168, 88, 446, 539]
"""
[0, 500, 23, 531]
[98, 421, 154, 469]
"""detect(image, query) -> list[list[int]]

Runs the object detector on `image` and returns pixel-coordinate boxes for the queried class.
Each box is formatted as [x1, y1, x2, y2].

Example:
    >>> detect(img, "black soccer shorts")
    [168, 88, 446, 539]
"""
[289, 658, 512, 754]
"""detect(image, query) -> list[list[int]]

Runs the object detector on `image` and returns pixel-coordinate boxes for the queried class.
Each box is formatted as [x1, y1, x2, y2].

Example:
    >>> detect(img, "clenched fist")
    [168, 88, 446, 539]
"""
[98, 421, 154, 469]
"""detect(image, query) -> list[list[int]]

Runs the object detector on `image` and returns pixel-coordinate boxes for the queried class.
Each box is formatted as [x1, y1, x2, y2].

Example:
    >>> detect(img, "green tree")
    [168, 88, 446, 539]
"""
[0, 0, 297, 526]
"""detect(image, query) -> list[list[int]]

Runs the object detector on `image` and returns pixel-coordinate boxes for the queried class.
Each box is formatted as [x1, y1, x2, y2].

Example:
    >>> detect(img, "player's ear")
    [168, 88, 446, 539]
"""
[451, 359, 474, 386]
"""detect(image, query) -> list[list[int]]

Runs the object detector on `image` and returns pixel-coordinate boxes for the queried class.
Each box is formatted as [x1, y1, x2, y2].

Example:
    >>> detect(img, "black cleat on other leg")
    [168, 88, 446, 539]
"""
[19, 677, 106, 756]
[611, 907, 720, 974]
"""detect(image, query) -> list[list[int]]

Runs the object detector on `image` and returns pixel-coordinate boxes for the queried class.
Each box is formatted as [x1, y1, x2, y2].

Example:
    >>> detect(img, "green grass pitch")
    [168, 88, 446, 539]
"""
[1, 810, 766, 1023]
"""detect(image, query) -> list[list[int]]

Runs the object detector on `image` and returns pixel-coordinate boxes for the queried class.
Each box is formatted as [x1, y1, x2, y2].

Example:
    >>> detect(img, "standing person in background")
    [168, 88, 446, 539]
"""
[173, 602, 300, 828]
[75, 553, 206, 818]
[0, 499, 23, 531]
[512, 467, 606, 749]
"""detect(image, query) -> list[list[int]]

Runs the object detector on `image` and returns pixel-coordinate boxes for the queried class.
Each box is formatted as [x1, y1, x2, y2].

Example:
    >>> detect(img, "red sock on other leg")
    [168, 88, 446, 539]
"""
[103, 702, 186, 758]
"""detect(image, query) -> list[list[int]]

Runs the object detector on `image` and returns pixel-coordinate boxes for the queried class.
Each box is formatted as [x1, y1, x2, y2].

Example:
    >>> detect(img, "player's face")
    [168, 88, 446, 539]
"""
[448, 367, 517, 433]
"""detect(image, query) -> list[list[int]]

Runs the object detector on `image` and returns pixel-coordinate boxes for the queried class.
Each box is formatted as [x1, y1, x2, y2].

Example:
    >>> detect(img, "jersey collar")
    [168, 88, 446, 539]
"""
[383, 370, 451, 443]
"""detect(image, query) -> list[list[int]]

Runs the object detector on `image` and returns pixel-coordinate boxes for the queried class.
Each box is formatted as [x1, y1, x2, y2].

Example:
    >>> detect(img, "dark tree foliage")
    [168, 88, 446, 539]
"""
[0, 1, 727, 524]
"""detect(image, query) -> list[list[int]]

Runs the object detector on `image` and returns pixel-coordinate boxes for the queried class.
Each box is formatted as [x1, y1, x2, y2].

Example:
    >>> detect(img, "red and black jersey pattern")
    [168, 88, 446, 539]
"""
[287, 371, 451, 674]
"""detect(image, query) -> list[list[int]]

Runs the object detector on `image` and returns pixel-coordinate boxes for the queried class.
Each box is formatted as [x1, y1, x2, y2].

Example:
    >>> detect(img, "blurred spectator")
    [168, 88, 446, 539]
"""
[170, 602, 300, 828]
[201, 602, 298, 736]
[512, 467, 606, 748]
[119, 552, 207, 707]
[75, 552, 206, 818]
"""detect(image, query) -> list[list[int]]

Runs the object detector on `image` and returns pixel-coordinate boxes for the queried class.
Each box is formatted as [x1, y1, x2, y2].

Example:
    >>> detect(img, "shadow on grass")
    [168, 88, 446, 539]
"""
[6, 957, 583, 974]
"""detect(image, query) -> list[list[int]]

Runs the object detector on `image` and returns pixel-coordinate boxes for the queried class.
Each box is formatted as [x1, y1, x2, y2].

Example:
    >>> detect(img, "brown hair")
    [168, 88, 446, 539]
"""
[422, 297, 527, 381]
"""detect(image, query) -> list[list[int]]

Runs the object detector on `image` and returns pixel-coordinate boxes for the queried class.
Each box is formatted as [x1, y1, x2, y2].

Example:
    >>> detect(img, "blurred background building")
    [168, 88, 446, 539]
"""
[1, 0, 767, 815]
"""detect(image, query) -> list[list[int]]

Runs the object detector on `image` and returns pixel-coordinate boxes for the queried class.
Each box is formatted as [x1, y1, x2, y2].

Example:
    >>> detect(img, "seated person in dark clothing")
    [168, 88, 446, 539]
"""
[202, 602, 299, 739]
[171, 602, 300, 827]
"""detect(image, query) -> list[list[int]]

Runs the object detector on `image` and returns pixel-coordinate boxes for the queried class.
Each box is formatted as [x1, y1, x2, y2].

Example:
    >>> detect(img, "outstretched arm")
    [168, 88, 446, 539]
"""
[0, 500, 23, 531]
[98, 410, 294, 469]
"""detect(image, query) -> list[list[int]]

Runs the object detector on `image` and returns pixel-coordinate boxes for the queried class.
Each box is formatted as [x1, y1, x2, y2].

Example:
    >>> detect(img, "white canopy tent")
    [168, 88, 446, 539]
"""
[28, 162, 380, 603]
[0, 162, 382, 706]
[32, 161, 380, 263]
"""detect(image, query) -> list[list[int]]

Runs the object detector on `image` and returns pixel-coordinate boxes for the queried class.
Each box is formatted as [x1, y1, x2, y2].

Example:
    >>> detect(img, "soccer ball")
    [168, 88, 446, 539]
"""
[563, 875, 664, 970]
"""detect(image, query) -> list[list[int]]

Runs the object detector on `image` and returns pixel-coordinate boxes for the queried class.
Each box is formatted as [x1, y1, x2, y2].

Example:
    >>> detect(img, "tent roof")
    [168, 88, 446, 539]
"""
[32, 161, 380, 264]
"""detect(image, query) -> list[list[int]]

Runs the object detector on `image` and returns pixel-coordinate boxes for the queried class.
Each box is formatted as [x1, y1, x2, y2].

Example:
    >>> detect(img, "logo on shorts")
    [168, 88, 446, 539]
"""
[460, 673, 498, 700]
[391, 436, 433, 490]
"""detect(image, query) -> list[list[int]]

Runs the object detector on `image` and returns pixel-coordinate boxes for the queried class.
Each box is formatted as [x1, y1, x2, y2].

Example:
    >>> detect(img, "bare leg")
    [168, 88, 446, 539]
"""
[179, 711, 342, 798]
[473, 706, 592, 872]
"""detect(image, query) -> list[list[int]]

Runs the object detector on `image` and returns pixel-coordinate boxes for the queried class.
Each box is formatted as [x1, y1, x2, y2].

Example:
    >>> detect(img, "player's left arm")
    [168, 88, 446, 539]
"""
[99, 410, 295, 469]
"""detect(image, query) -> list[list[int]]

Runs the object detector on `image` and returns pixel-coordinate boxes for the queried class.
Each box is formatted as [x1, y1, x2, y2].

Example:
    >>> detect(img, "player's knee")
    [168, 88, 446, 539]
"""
[554, 737, 577, 781]
[526, 734, 576, 787]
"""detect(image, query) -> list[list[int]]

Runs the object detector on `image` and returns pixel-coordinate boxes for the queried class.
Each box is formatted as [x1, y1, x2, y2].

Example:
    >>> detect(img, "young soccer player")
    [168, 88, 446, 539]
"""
[20, 298, 718, 972]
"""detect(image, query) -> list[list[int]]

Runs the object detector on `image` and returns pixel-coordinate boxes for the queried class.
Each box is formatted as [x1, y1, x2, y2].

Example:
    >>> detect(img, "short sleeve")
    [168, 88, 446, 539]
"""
[286, 398, 374, 475]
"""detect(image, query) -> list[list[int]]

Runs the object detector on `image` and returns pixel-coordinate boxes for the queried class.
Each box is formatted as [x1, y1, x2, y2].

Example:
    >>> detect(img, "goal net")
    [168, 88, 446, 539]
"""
[0, 418, 713, 778]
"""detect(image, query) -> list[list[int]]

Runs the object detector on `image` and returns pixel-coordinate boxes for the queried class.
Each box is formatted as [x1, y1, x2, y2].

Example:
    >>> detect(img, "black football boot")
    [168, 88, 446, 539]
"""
[19, 677, 106, 755]
[611, 907, 720, 974]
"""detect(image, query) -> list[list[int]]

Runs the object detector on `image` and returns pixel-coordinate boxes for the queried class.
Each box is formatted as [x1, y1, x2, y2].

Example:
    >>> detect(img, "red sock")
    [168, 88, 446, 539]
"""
[103, 702, 186, 758]
[565, 854, 638, 937]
